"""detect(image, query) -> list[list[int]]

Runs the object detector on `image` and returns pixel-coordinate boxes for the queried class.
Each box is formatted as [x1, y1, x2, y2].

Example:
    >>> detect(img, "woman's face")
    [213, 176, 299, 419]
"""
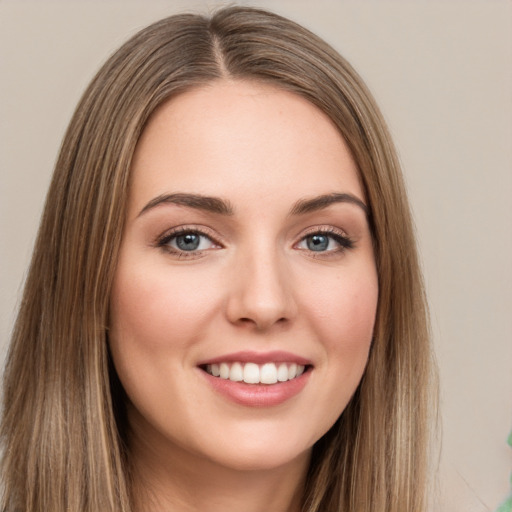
[109, 80, 378, 474]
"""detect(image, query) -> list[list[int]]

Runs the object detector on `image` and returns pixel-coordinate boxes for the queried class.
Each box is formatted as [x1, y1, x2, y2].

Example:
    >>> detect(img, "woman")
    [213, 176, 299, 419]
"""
[0, 6, 436, 512]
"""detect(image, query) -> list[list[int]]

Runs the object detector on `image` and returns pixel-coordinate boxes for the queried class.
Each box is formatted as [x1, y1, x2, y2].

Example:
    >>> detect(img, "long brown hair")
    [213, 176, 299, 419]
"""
[1, 6, 437, 511]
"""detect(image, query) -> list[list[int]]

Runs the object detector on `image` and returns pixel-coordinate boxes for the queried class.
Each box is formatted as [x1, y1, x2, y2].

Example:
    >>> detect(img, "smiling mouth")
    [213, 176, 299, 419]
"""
[201, 362, 308, 384]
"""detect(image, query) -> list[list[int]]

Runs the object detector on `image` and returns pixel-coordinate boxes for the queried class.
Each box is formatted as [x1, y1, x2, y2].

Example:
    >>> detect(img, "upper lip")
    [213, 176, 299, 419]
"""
[197, 350, 312, 367]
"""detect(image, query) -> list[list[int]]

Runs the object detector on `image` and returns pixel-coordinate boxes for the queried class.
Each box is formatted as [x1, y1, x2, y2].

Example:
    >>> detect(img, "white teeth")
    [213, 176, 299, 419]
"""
[219, 362, 230, 379]
[277, 363, 288, 382]
[260, 363, 278, 384]
[243, 363, 260, 384]
[230, 362, 243, 382]
[204, 361, 308, 384]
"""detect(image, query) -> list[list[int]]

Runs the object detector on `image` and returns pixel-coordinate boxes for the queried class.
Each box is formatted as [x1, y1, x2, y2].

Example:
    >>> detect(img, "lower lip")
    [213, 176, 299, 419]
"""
[200, 369, 311, 407]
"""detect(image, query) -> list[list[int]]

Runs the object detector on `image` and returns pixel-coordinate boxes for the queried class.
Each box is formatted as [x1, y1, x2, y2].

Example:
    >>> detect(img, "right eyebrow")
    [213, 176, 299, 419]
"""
[289, 193, 368, 217]
[137, 193, 235, 217]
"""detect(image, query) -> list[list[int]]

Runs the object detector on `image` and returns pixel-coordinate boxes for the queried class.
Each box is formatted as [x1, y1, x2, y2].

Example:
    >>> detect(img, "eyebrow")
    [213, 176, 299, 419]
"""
[289, 193, 368, 216]
[138, 191, 368, 218]
[138, 193, 234, 217]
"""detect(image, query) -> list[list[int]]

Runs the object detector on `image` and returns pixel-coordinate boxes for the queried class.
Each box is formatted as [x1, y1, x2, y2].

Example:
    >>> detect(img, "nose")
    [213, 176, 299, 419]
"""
[225, 247, 297, 331]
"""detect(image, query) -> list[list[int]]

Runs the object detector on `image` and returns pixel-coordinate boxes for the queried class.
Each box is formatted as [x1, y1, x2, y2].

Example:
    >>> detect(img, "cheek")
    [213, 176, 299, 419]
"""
[290, 265, 378, 444]
[109, 261, 223, 354]
[107, 260, 226, 432]
[306, 269, 378, 342]
[304, 267, 378, 383]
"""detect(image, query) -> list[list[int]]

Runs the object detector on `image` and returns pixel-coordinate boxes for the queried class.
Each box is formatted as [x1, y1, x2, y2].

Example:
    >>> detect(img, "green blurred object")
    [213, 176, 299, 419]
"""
[495, 431, 512, 512]
[496, 495, 512, 512]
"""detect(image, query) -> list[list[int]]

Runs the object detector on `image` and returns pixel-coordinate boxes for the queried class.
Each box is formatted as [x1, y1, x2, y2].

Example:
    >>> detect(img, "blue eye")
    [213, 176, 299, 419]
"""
[306, 234, 330, 251]
[297, 230, 354, 253]
[175, 233, 202, 251]
[159, 230, 218, 254]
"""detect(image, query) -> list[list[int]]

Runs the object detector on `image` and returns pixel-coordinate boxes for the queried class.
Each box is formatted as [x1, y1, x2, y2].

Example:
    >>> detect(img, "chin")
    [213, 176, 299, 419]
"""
[202, 440, 312, 474]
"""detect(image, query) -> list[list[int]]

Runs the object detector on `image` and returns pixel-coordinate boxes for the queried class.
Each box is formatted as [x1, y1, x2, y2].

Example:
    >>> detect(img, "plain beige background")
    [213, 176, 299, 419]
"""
[1, 1, 511, 510]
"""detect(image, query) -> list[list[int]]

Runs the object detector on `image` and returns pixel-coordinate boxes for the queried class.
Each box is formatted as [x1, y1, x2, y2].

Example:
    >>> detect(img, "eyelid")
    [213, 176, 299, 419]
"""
[298, 225, 350, 239]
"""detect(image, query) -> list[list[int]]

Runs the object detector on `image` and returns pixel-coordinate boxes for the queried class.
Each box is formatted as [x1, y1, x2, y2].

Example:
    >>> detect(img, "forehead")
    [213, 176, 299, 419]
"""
[128, 79, 363, 216]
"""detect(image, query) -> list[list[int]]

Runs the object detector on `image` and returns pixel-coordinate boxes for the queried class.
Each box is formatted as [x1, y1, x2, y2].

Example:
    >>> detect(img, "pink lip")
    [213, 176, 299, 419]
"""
[197, 350, 312, 366]
[200, 370, 311, 407]
[197, 351, 312, 408]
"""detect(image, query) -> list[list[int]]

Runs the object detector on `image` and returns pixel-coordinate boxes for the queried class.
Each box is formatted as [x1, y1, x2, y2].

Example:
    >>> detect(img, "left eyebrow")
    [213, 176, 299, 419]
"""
[137, 193, 234, 217]
[289, 193, 368, 216]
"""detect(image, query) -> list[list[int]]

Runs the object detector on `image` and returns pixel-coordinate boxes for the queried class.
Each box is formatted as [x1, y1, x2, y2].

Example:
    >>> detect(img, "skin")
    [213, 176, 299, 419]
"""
[109, 79, 378, 512]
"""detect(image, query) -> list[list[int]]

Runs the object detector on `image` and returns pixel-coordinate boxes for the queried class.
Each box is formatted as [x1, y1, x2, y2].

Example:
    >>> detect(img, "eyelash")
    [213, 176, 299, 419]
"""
[156, 226, 355, 259]
[296, 227, 355, 257]
[156, 226, 222, 259]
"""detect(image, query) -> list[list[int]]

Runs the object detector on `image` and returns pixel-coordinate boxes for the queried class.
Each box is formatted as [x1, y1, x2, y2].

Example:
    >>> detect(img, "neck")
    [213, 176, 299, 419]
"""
[129, 425, 310, 512]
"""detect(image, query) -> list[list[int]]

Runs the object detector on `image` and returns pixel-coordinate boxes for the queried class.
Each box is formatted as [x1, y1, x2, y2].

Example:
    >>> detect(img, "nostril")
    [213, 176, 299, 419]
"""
[236, 316, 288, 331]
